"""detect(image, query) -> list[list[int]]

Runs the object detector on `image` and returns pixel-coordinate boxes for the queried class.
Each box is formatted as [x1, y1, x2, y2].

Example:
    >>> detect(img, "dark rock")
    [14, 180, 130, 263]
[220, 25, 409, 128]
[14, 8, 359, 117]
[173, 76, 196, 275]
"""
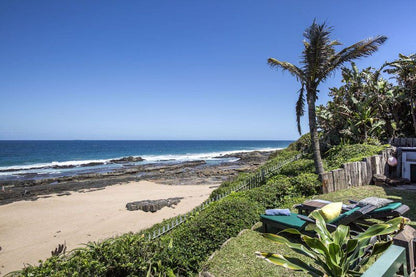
[110, 156, 144, 163]
[126, 197, 183, 212]
[80, 162, 105, 167]
[51, 164, 77, 169]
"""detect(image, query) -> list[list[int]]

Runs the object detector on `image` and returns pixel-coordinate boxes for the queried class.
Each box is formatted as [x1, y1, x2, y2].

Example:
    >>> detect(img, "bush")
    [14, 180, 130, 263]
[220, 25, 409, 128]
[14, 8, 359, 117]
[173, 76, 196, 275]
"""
[21, 234, 173, 276]
[211, 148, 300, 199]
[289, 173, 321, 196]
[237, 175, 291, 209]
[165, 197, 261, 275]
[324, 143, 388, 170]
[286, 133, 312, 152]
[279, 159, 315, 176]
[265, 149, 300, 164]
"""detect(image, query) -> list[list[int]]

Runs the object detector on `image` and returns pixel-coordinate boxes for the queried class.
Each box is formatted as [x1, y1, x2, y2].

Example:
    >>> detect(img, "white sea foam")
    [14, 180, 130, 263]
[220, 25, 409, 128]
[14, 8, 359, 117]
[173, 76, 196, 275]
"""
[141, 147, 282, 163]
[0, 159, 112, 172]
[0, 147, 282, 174]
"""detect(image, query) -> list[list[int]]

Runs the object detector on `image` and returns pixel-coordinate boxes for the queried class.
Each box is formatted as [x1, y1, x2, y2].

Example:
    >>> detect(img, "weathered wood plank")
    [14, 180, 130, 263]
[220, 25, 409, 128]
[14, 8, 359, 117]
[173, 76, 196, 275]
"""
[364, 158, 373, 185]
[321, 172, 334, 194]
[332, 169, 347, 191]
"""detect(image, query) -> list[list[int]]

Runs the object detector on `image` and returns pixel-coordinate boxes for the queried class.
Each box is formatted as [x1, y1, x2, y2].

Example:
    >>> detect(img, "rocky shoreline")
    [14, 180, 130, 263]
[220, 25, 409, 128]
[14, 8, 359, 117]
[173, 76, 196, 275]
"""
[0, 150, 275, 205]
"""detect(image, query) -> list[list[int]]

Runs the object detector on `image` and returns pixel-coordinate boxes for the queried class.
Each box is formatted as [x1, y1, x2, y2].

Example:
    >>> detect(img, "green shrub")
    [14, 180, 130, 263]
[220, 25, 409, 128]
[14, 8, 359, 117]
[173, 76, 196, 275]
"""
[211, 148, 300, 200]
[289, 173, 321, 196]
[325, 144, 388, 170]
[279, 159, 315, 176]
[237, 175, 291, 209]
[21, 234, 173, 276]
[165, 197, 261, 275]
[264, 149, 300, 165]
[286, 133, 312, 153]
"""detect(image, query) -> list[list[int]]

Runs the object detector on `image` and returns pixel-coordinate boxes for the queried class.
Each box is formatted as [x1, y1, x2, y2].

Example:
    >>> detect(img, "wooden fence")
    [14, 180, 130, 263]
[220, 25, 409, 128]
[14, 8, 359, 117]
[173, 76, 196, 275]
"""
[321, 148, 394, 193]
[145, 154, 302, 240]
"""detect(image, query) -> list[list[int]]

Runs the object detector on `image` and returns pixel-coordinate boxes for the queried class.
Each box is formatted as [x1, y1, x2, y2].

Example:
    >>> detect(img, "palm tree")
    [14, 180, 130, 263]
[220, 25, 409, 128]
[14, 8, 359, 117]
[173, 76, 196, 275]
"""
[268, 21, 387, 175]
[384, 54, 416, 135]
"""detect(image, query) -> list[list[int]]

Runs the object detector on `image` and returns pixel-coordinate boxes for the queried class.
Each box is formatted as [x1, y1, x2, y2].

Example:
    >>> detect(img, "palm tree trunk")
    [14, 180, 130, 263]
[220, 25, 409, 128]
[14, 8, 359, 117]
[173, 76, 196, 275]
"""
[410, 88, 416, 136]
[307, 91, 325, 176]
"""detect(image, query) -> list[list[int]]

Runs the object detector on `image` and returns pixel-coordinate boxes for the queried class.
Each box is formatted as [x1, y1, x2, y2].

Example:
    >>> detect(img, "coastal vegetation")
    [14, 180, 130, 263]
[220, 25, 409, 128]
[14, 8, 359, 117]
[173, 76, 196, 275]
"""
[268, 20, 387, 175]
[317, 58, 416, 146]
[16, 142, 386, 276]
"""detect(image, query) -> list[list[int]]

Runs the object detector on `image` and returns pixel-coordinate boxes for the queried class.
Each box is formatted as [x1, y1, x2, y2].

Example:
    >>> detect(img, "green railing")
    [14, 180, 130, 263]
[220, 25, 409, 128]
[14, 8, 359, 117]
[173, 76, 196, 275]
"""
[362, 245, 408, 277]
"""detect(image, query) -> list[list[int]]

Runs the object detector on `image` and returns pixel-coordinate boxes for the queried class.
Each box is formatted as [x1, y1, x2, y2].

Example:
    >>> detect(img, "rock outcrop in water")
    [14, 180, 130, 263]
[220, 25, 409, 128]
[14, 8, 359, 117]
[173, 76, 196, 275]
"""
[110, 156, 144, 163]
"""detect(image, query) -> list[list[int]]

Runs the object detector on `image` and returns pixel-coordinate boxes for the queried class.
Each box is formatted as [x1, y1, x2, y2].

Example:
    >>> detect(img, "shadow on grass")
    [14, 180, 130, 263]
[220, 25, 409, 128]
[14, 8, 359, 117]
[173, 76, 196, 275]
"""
[382, 186, 416, 222]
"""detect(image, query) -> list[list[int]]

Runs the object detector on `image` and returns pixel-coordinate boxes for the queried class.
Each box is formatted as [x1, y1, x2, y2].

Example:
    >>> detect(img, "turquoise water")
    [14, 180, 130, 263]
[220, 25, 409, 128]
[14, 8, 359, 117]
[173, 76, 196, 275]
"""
[0, 140, 293, 181]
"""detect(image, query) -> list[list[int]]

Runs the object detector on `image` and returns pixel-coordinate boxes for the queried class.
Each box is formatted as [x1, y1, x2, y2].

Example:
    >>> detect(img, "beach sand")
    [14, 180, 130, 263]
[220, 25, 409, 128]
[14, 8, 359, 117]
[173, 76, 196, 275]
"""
[0, 181, 215, 275]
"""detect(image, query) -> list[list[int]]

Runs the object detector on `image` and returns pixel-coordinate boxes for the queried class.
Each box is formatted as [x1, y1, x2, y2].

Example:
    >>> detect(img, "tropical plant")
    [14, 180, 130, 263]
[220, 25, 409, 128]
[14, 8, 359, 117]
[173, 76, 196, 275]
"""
[384, 53, 416, 135]
[257, 211, 406, 277]
[268, 20, 387, 175]
[317, 61, 414, 145]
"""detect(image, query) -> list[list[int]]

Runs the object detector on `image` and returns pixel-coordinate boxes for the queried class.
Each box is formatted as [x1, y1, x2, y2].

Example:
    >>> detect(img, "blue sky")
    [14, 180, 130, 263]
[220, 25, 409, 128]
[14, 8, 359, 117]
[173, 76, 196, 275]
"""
[1, 1, 415, 140]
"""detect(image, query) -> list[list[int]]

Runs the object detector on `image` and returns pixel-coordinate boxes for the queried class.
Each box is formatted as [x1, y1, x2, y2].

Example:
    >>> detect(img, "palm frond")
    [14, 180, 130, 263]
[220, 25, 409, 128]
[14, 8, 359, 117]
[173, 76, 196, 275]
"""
[323, 36, 387, 80]
[267, 58, 304, 81]
[296, 85, 305, 134]
[301, 21, 335, 83]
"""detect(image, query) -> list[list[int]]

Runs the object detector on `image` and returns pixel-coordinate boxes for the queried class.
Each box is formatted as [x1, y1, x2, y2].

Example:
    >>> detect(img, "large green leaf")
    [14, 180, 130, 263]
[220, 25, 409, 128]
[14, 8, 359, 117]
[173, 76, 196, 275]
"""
[356, 217, 403, 241]
[257, 252, 308, 271]
[302, 235, 328, 256]
[371, 241, 392, 256]
[262, 233, 316, 259]
[256, 252, 324, 277]
[302, 236, 343, 275]
[278, 228, 303, 236]
[310, 211, 331, 241]
[346, 239, 358, 254]
[328, 243, 342, 264]
[333, 225, 349, 246]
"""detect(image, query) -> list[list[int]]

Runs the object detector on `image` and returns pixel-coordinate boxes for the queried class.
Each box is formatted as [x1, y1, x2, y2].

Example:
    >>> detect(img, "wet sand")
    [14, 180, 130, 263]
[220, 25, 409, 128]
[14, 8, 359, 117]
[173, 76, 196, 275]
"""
[0, 181, 216, 276]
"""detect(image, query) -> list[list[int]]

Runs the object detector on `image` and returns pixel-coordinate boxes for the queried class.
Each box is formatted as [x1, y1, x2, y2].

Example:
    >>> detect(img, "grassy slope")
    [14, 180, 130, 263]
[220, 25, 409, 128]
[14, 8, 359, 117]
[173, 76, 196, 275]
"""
[203, 185, 416, 276]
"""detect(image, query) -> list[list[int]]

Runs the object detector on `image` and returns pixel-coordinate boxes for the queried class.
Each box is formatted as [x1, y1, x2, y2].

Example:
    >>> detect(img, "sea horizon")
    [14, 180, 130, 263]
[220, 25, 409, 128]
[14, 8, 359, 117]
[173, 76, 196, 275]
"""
[0, 140, 293, 181]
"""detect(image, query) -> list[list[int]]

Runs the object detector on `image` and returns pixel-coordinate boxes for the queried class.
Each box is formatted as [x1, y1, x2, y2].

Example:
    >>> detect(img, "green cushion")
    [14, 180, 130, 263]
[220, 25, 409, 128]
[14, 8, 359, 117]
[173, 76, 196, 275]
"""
[261, 213, 306, 229]
[371, 202, 402, 213]
[329, 206, 361, 224]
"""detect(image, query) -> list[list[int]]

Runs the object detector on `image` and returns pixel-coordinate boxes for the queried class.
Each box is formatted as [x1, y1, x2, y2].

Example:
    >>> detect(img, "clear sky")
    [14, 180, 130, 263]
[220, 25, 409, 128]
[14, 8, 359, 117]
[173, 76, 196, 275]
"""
[1, 1, 415, 140]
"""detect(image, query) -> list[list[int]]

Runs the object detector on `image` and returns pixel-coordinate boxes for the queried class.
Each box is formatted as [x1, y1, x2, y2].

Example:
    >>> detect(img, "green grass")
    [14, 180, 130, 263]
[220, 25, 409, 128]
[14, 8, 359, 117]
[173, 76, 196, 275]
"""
[202, 185, 416, 276]
[201, 228, 308, 277]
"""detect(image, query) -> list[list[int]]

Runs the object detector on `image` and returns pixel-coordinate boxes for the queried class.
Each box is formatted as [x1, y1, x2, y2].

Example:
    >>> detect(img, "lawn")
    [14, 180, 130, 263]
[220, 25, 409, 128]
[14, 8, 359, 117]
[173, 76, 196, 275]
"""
[202, 185, 415, 276]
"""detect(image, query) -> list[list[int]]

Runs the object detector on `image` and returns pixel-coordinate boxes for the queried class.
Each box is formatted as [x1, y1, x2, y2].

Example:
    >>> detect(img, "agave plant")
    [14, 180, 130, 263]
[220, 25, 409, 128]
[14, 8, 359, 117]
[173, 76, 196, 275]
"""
[257, 211, 407, 277]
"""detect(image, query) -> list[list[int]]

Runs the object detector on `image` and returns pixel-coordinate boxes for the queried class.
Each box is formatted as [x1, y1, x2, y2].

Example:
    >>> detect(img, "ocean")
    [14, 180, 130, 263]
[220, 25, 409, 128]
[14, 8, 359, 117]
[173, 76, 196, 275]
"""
[0, 140, 293, 181]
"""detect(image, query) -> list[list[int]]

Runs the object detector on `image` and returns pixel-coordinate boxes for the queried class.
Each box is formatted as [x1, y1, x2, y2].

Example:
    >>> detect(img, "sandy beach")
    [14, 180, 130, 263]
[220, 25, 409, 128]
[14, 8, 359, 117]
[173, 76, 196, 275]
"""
[0, 181, 216, 276]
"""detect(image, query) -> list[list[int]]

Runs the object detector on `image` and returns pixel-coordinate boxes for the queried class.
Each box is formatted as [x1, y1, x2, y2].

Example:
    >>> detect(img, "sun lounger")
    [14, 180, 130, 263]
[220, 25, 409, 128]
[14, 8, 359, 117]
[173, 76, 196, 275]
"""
[260, 205, 375, 234]
[349, 200, 409, 220]
[295, 199, 409, 220]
